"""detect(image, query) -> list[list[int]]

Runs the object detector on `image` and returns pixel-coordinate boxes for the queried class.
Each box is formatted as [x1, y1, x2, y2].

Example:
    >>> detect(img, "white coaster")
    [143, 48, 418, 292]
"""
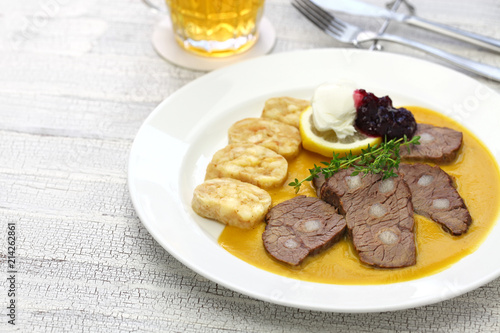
[151, 16, 276, 71]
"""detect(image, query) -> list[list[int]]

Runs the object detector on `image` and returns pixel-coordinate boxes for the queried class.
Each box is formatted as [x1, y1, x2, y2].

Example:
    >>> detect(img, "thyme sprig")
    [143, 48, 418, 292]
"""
[289, 135, 420, 193]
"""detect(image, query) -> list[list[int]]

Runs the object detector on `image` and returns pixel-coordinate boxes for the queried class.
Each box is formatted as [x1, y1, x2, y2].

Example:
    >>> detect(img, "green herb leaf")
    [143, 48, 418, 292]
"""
[291, 135, 420, 193]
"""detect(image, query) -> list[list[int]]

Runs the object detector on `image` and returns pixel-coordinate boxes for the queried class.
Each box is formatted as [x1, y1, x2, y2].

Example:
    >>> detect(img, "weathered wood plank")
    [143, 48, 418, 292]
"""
[1, 0, 500, 331]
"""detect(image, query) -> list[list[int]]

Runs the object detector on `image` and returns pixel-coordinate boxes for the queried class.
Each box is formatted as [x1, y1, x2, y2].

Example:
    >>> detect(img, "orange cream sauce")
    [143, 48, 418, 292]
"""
[218, 107, 500, 285]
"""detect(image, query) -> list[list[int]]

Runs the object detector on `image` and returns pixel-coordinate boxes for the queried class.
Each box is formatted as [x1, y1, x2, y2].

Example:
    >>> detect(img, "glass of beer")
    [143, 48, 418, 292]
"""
[165, 0, 265, 57]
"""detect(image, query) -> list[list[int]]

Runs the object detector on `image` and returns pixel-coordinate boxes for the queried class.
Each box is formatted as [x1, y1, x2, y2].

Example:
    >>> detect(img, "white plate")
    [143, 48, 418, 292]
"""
[128, 49, 500, 313]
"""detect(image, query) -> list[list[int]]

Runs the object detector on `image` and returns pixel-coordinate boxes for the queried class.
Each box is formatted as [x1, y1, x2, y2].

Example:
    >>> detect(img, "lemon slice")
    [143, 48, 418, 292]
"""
[299, 107, 382, 157]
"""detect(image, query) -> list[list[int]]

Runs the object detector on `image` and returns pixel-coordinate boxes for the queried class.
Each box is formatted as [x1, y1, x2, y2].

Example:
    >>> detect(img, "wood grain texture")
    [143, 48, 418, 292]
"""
[1, 0, 500, 331]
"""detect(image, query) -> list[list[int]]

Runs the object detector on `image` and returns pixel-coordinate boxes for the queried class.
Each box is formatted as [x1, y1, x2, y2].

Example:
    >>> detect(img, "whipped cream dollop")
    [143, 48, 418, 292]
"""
[311, 80, 357, 139]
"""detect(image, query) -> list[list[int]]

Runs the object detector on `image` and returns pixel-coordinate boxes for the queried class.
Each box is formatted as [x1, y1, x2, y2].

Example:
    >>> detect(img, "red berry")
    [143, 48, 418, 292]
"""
[354, 89, 417, 140]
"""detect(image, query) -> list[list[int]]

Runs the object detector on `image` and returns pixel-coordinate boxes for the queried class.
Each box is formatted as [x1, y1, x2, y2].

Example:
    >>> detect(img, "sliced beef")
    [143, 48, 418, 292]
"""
[312, 173, 326, 197]
[400, 123, 462, 163]
[263, 195, 346, 266]
[398, 163, 472, 235]
[320, 169, 416, 268]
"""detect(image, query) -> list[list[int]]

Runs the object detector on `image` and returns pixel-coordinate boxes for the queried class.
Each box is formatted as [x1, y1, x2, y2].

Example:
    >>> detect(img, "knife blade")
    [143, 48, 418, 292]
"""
[311, 0, 500, 53]
[312, 0, 406, 21]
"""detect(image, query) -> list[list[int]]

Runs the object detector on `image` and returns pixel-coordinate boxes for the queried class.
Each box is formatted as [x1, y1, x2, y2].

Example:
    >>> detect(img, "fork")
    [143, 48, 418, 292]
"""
[292, 0, 500, 83]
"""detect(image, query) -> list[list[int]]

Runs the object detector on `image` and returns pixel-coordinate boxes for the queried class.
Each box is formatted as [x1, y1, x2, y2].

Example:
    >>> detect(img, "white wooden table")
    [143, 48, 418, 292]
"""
[1, 0, 500, 331]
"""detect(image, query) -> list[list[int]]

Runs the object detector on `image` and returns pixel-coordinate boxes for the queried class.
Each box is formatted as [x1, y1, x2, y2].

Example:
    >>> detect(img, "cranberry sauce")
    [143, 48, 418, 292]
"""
[353, 89, 417, 140]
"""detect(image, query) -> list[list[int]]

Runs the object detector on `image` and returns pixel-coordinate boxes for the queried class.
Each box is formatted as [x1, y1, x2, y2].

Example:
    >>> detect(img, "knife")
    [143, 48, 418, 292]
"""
[311, 0, 500, 53]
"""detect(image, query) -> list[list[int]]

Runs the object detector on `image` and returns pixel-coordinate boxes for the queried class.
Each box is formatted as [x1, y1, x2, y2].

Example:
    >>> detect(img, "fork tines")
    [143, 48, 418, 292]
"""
[291, 0, 347, 38]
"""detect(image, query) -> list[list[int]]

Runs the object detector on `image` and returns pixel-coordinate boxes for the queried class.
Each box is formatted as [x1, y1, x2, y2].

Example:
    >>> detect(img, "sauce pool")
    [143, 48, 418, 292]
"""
[218, 106, 500, 285]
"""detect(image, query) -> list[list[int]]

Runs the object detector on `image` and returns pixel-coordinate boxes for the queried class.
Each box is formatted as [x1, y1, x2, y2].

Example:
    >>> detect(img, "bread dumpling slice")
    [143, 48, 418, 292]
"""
[261, 96, 310, 128]
[205, 143, 288, 189]
[192, 178, 272, 229]
[228, 117, 301, 160]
